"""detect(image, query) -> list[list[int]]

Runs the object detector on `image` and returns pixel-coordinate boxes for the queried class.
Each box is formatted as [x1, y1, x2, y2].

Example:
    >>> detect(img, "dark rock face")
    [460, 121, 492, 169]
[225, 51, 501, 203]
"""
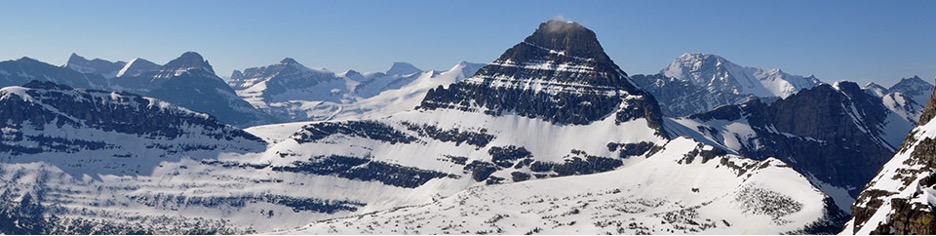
[631, 74, 755, 117]
[848, 83, 936, 234]
[272, 155, 456, 188]
[0, 81, 264, 156]
[686, 82, 896, 197]
[869, 198, 936, 234]
[293, 120, 417, 144]
[401, 122, 494, 148]
[919, 84, 936, 125]
[129, 192, 366, 214]
[417, 20, 665, 134]
[489, 145, 533, 168]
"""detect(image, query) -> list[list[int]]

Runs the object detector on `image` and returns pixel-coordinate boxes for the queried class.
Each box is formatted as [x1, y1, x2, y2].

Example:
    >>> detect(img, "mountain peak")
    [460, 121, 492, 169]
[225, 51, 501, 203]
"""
[661, 53, 820, 98]
[673, 53, 731, 65]
[523, 19, 606, 60]
[67, 53, 87, 63]
[896, 75, 926, 85]
[342, 69, 364, 80]
[162, 51, 215, 75]
[178, 51, 206, 62]
[539, 19, 586, 33]
[419, 19, 663, 128]
[17, 56, 41, 63]
[280, 57, 300, 65]
[116, 58, 160, 77]
[832, 80, 862, 93]
[386, 62, 421, 75]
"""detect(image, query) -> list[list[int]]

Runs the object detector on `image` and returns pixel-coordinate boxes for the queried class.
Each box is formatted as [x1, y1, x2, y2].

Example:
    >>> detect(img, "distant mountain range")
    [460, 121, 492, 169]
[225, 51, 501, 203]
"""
[0, 19, 933, 234]
[226, 58, 485, 122]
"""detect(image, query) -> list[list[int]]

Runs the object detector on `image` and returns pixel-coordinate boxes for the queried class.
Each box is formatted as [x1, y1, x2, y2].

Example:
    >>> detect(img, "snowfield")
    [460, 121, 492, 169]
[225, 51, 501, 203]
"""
[277, 138, 835, 235]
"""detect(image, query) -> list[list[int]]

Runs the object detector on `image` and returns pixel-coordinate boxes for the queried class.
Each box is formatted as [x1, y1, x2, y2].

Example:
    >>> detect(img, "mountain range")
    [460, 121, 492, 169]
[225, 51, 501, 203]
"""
[0, 19, 934, 234]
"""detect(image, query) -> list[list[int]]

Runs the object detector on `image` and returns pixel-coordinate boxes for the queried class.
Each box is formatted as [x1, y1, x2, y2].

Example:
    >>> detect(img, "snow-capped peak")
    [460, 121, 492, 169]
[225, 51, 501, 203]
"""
[661, 53, 820, 98]
[116, 58, 160, 78]
[386, 62, 421, 75]
[449, 61, 485, 78]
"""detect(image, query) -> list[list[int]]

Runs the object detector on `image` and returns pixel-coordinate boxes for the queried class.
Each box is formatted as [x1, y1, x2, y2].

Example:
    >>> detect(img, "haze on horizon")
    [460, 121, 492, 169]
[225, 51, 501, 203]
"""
[1, 0, 933, 86]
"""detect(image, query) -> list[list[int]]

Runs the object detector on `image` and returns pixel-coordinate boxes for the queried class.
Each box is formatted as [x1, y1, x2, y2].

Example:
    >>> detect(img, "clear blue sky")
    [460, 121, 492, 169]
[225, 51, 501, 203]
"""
[1, 0, 933, 86]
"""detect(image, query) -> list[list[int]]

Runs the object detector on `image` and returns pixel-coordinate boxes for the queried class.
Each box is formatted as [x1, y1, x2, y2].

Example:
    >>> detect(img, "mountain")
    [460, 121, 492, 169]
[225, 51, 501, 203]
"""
[631, 73, 756, 117]
[0, 80, 265, 175]
[419, 20, 664, 127]
[0, 80, 266, 234]
[0, 20, 844, 234]
[667, 81, 915, 214]
[282, 138, 845, 234]
[843, 80, 936, 234]
[864, 82, 889, 97]
[352, 62, 425, 98]
[0, 57, 109, 89]
[257, 20, 841, 233]
[115, 58, 161, 77]
[889, 76, 935, 106]
[328, 61, 485, 121]
[228, 58, 476, 122]
[112, 52, 275, 127]
[862, 76, 934, 124]
[228, 57, 350, 121]
[385, 61, 422, 76]
[632, 53, 821, 116]
[64, 53, 126, 79]
[662, 53, 821, 98]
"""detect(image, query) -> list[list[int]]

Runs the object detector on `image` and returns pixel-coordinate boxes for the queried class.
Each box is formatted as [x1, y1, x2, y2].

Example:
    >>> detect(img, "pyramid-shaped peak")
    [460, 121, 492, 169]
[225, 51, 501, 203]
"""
[523, 19, 607, 60]
[163, 51, 214, 74]
[891, 75, 933, 90]
[386, 62, 421, 75]
[280, 57, 300, 65]
[899, 75, 925, 83]
[68, 53, 87, 62]
[116, 58, 161, 77]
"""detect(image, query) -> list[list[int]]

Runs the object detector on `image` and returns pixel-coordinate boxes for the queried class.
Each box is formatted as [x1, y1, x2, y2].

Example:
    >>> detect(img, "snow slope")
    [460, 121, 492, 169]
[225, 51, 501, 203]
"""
[664, 82, 914, 216]
[0, 20, 845, 235]
[279, 138, 841, 234]
[843, 84, 936, 234]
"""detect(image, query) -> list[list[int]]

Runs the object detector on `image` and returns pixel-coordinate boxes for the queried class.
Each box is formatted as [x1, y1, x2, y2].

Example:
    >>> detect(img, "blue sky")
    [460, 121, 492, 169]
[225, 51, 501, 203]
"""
[1, 0, 933, 86]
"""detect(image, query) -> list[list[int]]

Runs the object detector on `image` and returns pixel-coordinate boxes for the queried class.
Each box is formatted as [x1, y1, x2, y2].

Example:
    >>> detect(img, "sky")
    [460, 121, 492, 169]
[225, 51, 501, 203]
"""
[0, 0, 933, 86]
